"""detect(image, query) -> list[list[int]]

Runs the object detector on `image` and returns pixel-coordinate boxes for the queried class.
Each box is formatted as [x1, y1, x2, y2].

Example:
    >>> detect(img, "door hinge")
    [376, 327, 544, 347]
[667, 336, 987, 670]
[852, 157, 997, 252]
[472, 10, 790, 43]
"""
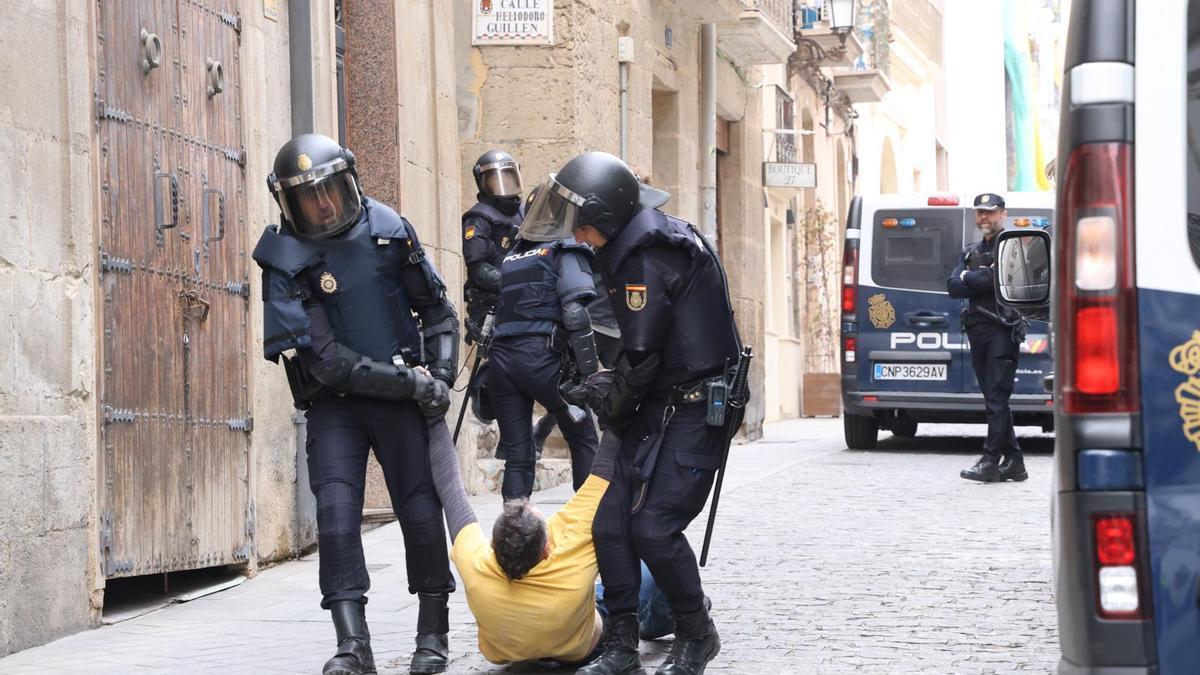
[227, 416, 253, 432]
[100, 253, 133, 274]
[220, 11, 242, 33]
[224, 281, 250, 297]
[104, 406, 136, 424]
[95, 99, 133, 123]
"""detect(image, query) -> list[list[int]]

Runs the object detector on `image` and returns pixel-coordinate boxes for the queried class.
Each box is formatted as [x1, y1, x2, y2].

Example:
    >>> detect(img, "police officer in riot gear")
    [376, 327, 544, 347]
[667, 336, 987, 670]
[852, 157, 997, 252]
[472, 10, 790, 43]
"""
[462, 150, 524, 344]
[486, 230, 601, 499]
[252, 134, 458, 675]
[521, 151, 740, 675]
[949, 192, 1028, 483]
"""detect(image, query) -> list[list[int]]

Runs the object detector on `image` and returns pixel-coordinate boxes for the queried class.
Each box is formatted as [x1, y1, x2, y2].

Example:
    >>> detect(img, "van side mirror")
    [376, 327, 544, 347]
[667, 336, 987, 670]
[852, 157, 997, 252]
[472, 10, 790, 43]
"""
[994, 229, 1052, 319]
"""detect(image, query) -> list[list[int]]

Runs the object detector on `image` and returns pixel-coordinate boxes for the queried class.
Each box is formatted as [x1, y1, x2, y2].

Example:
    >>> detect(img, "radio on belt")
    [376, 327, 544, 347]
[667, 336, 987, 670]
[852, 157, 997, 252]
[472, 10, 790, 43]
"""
[706, 378, 727, 427]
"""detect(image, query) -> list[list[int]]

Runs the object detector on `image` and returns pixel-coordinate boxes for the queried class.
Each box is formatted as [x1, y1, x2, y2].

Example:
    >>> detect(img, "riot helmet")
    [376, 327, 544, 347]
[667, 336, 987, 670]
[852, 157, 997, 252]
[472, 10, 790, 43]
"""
[267, 134, 363, 239]
[473, 150, 523, 199]
[520, 151, 669, 242]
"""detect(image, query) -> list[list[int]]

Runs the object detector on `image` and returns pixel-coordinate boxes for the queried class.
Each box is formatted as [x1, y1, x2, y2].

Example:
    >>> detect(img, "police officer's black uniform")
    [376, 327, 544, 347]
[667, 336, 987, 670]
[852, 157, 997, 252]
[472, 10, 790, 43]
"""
[486, 236, 601, 499]
[462, 150, 523, 344]
[520, 152, 739, 675]
[252, 134, 457, 675]
[948, 192, 1028, 483]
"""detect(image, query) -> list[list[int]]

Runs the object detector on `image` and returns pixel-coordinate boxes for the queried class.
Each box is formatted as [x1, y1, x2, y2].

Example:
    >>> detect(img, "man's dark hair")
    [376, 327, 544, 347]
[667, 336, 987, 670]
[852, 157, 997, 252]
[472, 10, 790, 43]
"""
[492, 498, 547, 580]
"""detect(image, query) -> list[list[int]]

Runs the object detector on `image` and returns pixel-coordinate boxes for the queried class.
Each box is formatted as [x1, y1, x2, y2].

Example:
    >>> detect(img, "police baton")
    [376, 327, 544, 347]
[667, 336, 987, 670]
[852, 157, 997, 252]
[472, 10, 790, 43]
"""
[452, 311, 495, 445]
[699, 345, 753, 567]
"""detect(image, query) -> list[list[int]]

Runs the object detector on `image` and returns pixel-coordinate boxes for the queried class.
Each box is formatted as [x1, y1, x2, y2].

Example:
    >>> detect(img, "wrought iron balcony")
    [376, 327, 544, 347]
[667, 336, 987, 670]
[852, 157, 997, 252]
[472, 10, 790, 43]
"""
[716, 0, 798, 66]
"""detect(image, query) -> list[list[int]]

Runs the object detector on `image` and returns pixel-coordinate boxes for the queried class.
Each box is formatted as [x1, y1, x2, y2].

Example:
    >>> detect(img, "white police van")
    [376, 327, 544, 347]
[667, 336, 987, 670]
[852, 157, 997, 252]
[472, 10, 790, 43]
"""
[839, 192, 1056, 449]
[995, 1, 1200, 671]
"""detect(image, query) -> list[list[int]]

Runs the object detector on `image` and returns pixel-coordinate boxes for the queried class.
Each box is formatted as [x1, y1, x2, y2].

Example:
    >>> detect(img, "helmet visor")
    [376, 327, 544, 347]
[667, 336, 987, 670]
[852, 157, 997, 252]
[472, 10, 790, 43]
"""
[479, 162, 523, 198]
[279, 172, 362, 239]
[518, 175, 583, 242]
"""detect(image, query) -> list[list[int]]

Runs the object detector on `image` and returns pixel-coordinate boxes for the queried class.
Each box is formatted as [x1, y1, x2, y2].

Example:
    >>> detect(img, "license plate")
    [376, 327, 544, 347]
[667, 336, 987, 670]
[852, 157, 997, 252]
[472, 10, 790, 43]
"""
[874, 363, 947, 381]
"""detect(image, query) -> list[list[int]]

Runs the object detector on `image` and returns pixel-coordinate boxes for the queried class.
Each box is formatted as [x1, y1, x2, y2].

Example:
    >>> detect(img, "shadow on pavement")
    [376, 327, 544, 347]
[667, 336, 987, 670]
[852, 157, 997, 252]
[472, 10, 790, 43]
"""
[858, 432, 1055, 455]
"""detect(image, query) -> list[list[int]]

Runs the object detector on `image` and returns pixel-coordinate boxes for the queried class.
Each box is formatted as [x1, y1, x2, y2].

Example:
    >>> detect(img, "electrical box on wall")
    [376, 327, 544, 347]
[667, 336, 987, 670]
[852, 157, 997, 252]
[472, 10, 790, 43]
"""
[618, 36, 635, 63]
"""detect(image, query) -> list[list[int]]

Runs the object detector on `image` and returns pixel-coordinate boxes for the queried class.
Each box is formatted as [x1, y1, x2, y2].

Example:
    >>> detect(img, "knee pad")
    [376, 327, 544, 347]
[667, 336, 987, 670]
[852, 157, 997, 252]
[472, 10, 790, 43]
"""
[315, 481, 364, 534]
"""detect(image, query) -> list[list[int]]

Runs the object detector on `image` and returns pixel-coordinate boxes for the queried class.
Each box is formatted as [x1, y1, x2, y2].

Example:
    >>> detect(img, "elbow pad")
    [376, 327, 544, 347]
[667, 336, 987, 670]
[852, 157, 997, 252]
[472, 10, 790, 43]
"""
[562, 301, 598, 376]
[422, 316, 460, 384]
[470, 262, 502, 291]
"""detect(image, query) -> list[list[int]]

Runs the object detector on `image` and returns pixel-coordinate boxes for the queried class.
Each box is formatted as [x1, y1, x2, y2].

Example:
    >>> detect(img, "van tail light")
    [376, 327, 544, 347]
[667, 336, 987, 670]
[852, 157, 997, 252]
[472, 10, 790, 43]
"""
[842, 233, 859, 315]
[843, 336, 857, 363]
[1093, 514, 1145, 619]
[927, 195, 959, 206]
[1057, 143, 1139, 413]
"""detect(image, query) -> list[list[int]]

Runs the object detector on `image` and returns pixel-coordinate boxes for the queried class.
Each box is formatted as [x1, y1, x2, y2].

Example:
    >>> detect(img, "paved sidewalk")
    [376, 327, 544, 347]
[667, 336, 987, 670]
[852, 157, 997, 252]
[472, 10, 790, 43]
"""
[0, 419, 1059, 673]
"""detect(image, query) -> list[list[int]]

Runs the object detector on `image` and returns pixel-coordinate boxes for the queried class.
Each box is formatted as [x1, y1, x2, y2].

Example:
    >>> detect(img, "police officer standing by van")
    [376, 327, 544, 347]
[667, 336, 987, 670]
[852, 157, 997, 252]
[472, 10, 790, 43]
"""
[252, 134, 457, 675]
[462, 150, 524, 344]
[520, 151, 741, 675]
[948, 192, 1028, 483]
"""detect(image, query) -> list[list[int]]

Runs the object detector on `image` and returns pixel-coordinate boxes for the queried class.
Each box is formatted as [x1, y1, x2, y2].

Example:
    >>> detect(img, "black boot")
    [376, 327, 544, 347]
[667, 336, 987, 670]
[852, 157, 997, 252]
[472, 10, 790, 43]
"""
[578, 612, 643, 675]
[410, 592, 449, 674]
[324, 601, 376, 675]
[656, 607, 720, 675]
[998, 454, 1029, 481]
[960, 455, 1002, 482]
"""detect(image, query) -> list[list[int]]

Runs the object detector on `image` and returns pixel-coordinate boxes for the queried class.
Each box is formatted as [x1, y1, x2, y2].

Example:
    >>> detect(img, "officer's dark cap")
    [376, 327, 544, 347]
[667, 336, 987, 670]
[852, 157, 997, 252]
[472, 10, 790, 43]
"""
[972, 193, 1006, 211]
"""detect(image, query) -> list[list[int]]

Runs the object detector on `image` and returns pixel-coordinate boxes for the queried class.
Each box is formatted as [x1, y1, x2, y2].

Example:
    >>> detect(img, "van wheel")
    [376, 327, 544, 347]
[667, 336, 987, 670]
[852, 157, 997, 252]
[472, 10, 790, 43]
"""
[891, 418, 918, 438]
[844, 413, 879, 450]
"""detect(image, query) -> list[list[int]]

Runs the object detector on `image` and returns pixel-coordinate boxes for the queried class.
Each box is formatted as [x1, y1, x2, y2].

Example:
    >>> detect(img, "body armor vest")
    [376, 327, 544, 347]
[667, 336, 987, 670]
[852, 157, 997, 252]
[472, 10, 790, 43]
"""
[253, 197, 424, 364]
[494, 239, 594, 338]
[600, 209, 740, 380]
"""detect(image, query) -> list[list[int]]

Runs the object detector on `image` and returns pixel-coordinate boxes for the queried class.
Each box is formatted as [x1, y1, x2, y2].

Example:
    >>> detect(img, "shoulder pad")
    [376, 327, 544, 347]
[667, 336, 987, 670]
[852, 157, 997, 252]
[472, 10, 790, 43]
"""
[251, 226, 321, 277]
[363, 197, 412, 241]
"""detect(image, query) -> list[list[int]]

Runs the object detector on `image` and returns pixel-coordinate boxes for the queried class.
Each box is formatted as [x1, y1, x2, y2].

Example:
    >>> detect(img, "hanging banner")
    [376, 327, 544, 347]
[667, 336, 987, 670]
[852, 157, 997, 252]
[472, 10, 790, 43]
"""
[763, 162, 817, 189]
[473, 0, 554, 46]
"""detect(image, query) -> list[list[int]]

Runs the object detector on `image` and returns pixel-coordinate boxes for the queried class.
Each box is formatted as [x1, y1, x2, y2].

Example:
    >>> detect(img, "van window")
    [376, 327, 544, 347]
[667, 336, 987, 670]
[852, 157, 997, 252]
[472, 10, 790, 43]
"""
[965, 208, 1054, 245]
[871, 209, 964, 292]
[1187, 2, 1200, 268]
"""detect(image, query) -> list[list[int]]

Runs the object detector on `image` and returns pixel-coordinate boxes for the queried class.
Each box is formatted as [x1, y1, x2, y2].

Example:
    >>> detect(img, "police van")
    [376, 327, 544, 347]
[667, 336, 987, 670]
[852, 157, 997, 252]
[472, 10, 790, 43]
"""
[839, 192, 1056, 449]
[993, 1, 1200, 672]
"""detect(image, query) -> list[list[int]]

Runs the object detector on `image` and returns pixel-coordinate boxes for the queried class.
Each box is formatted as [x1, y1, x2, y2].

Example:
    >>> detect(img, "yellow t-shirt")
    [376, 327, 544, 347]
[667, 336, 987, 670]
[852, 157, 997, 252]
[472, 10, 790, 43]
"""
[450, 475, 609, 664]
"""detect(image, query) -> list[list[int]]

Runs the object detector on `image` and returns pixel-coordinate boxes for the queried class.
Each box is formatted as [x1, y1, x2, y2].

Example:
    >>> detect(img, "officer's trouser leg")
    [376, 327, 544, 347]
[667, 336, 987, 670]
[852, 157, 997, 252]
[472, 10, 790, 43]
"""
[305, 398, 372, 609]
[534, 372, 597, 492]
[487, 346, 537, 499]
[593, 435, 642, 615]
[969, 325, 1020, 460]
[630, 404, 719, 615]
[362, 400, 454, 596]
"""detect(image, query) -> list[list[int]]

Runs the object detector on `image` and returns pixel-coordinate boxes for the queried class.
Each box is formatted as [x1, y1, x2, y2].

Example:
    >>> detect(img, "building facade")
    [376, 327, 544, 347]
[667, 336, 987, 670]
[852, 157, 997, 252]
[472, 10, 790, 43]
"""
[0, 0, 810, 654]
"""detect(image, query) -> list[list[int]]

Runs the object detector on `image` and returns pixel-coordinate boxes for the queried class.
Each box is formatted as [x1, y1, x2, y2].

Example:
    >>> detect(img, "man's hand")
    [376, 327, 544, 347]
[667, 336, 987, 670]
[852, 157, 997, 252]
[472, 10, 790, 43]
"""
[412, 367, 451, 420]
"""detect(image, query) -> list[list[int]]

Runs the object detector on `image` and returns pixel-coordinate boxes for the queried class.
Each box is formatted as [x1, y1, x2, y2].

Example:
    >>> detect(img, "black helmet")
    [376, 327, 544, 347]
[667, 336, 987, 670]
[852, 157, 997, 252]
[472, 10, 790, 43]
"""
[471, 362, 495, 423]
[520, 151, 668, 242]
[473, 149, 523, 199]
[267, 134, 363, 239]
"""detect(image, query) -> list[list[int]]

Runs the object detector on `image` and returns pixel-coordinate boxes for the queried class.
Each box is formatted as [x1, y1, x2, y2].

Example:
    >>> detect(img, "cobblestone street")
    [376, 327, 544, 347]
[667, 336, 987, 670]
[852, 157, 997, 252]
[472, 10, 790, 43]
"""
[0, 419, 1058, 674]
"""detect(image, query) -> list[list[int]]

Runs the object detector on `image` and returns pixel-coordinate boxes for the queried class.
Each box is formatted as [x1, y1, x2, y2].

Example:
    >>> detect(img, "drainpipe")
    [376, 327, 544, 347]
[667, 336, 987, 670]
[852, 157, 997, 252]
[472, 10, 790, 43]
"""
[289, 0, 314, 135]
[700, 23, 718, 242]
[288, 0, 318, 552]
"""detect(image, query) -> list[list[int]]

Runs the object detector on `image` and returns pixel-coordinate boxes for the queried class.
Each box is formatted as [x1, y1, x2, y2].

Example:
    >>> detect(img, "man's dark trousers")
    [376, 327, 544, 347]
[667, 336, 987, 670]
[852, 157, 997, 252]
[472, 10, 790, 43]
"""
[967, 322, 1022, 461]
[487, 334, 598, 499]
[305, 396, 454, 607]
[592, 398, 720, 616]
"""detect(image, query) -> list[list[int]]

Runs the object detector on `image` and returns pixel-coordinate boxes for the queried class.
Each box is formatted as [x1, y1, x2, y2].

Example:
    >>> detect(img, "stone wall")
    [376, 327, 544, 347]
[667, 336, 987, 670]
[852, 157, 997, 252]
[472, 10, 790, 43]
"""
[0, 0, 99, 654]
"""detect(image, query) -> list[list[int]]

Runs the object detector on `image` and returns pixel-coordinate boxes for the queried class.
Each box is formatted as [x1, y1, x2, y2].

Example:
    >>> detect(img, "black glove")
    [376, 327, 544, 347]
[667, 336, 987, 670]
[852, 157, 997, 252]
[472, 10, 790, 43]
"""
[599, 353, 660, 430]
[415, 374, 450, 420]
[573, 369, 615, 411]
[464, 316, 484, 345]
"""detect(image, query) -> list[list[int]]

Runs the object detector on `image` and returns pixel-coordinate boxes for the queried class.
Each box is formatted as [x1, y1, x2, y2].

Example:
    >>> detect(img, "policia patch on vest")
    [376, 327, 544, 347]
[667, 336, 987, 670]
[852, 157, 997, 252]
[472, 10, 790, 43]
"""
[625, 283, 647, 311]
[319, 270, 338, 294]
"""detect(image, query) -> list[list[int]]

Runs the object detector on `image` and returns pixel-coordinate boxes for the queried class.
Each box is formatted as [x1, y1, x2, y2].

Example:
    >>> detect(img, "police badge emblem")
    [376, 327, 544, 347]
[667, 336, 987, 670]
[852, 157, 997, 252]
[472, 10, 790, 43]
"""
[465, 225, 476, 240]
[625, 284, 647, 311]
[1169, 330, 1200, 452]
[501, 236, 510, 249]
[297, 153, 313, 171]
[319, 271, 338, 294]
[867, 293, 896, 329]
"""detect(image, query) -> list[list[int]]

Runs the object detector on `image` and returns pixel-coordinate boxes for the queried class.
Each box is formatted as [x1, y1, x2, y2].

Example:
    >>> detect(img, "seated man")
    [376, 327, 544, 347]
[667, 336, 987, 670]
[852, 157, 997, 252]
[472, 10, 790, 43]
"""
[426, 422, 669, 665]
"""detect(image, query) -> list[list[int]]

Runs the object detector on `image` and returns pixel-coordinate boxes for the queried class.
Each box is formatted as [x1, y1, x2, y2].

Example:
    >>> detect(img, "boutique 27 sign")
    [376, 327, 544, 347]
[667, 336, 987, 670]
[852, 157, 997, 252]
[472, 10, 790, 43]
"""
[473, 0, 554, 46]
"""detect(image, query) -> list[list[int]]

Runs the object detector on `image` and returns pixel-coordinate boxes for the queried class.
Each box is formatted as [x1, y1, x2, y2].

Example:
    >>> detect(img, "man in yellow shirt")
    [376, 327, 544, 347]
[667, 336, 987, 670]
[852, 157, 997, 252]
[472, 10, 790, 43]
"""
[426, 422, 664, 665]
